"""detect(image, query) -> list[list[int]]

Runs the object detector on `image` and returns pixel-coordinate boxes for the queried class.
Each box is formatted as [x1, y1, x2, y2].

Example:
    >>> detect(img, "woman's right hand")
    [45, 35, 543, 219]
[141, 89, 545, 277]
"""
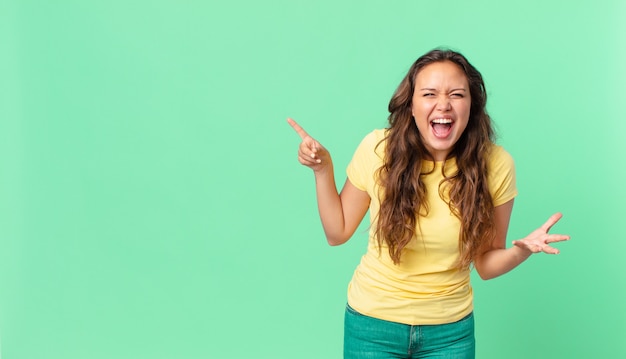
[287, 118, 332, 173]
[287, 117, 369, 245]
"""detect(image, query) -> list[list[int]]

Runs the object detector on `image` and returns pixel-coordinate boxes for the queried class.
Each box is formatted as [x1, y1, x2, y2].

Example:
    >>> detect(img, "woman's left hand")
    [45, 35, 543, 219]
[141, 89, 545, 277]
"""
[512, 212, 570, 254]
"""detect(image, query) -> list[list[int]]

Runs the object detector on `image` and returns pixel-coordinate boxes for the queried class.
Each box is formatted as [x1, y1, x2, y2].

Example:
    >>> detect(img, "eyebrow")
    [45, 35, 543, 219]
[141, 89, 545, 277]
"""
[419, 88, 467, 92]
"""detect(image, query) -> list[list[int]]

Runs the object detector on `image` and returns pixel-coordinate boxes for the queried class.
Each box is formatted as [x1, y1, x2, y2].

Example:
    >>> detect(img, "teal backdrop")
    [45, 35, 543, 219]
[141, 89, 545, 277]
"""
[1, 0, 624, 358]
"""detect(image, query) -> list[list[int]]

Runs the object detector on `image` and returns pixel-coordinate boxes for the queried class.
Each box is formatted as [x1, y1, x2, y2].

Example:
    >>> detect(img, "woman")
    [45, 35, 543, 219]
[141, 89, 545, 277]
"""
[287, 49, 569, 358]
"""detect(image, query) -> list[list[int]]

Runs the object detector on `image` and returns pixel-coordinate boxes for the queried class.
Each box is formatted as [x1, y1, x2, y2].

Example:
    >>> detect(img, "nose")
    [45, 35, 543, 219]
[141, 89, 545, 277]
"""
[436, 96, 451, 111]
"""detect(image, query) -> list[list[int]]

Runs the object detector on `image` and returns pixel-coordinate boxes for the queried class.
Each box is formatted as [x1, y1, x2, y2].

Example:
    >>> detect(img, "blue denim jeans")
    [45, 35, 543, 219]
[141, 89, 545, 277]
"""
[344, 304, 475, 359]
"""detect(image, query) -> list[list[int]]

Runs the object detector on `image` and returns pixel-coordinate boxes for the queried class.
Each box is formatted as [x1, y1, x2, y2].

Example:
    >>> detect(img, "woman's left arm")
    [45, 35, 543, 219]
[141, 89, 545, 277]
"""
[473, 199, 571, 280]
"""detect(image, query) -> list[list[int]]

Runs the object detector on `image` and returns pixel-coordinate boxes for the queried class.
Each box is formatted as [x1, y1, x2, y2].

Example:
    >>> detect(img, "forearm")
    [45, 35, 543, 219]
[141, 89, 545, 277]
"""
[313, 166, 350, 245]
[474, 245, 532, 280]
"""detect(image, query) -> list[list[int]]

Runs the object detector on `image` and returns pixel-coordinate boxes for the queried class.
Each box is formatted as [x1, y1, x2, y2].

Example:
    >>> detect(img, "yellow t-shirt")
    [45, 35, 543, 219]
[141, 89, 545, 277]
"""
[346, 129, 517, 325]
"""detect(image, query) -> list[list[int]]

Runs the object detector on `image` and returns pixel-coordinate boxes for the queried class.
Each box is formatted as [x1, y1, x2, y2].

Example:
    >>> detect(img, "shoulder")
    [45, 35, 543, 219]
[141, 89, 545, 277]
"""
[348, 129, 387, 190]
[486, 144, 515, 171]
[354, 129, 387, 157]
[485, 143, 517, 204]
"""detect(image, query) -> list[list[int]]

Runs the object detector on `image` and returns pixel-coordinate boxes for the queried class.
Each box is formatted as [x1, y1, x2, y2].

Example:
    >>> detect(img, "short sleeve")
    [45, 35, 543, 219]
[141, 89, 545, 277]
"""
[487, 145, 518, 206]
[346, 130, 385, 192]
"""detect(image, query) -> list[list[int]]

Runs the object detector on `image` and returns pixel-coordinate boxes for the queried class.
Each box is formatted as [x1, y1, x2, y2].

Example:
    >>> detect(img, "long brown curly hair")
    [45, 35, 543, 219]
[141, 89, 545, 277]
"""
[375, 49, 495, 268]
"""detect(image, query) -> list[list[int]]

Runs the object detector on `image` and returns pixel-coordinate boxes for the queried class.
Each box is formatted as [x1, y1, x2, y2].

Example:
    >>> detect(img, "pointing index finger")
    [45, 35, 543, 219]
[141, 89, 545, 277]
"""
[287, 118, 310, 139]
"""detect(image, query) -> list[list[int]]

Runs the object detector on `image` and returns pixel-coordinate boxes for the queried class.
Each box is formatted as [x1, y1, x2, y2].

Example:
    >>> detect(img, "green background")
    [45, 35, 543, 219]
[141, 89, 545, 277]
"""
[1, 0, 624, 358]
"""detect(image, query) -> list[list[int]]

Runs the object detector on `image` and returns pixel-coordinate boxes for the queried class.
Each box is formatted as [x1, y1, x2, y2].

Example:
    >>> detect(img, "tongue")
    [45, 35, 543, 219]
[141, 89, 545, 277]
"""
[432, 123, 452, 138]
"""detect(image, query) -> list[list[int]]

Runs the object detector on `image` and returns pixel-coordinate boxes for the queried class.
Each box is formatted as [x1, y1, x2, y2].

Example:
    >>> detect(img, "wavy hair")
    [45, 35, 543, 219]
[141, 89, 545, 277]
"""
[375, 49, 495, 268]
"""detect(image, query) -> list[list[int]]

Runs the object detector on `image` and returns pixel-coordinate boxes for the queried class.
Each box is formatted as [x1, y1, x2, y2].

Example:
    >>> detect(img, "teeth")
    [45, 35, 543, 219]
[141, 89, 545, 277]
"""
[431, 118, 452, 124]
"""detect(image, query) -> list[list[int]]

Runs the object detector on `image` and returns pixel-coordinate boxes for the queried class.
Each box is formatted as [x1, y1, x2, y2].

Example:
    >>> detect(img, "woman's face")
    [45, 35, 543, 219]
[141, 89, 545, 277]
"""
[411, 61, 471, 161]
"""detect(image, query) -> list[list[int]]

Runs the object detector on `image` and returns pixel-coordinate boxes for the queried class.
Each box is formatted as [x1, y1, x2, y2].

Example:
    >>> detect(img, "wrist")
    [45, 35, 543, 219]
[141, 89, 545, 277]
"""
[513, 243, 533, 258]
[313, 162, 334, 177]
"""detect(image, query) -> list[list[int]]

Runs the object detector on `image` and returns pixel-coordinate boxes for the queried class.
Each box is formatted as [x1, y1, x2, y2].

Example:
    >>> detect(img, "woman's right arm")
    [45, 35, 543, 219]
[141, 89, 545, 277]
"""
[288, 118, 370, 245]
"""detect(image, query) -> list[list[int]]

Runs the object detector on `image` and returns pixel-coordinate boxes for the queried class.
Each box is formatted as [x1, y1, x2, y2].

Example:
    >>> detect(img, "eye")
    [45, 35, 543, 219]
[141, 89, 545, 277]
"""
[451, 93, 464, 98]
[423, 93, 435, 97]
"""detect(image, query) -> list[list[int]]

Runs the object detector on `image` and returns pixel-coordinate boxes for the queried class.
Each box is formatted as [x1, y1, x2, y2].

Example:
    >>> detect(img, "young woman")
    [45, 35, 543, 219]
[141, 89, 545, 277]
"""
[288, 49, 569, 358]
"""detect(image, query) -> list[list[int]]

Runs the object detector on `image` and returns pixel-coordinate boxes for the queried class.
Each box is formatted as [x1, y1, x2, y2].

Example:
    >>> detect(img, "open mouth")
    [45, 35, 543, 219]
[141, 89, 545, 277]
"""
[430, 118, 453, 138]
